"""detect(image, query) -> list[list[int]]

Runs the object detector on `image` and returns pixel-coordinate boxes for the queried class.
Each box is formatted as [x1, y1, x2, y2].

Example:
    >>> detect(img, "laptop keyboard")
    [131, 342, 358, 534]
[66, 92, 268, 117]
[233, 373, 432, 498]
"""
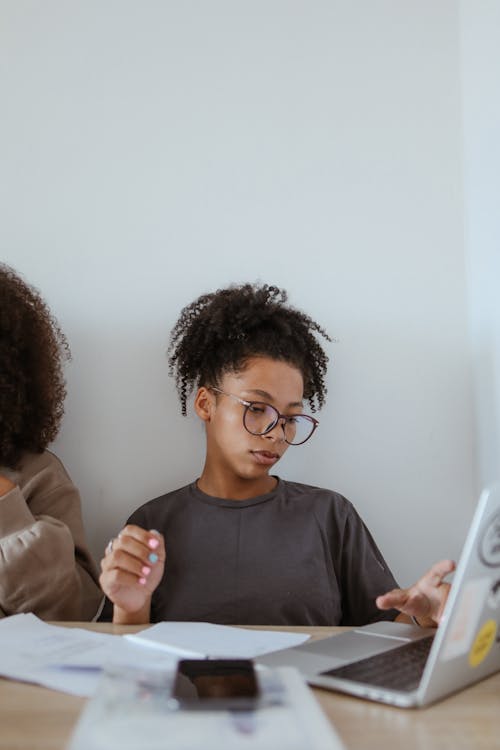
[320, 635, 434, 692]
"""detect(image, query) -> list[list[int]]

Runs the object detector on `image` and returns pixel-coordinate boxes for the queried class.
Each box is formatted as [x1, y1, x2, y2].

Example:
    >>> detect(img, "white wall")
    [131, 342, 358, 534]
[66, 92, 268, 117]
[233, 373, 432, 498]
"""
[460, 0, 500, 489]
[1, 1, 475, 586]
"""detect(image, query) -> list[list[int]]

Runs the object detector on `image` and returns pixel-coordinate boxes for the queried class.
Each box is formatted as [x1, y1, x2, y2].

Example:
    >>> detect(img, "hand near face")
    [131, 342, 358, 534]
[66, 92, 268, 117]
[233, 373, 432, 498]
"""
[376, 559, 456, 628]
[99, 525, 165, 621]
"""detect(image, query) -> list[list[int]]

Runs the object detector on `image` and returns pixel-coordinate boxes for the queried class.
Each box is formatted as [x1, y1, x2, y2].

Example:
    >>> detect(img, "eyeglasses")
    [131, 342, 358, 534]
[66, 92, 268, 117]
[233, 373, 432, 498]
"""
[210, 387, 319, 446]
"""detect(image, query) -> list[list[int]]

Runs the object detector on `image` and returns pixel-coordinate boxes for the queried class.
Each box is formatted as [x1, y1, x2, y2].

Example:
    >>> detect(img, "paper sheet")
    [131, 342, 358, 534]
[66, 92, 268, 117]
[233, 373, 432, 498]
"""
[125, 621, 310, 657]
[0, 614, 177, 696]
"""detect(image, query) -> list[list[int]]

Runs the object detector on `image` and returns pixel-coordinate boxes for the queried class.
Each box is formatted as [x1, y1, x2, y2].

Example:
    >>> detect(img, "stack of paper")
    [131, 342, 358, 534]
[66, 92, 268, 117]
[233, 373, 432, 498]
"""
[0, 614, 309, 697]
[68, 665, 345, 750]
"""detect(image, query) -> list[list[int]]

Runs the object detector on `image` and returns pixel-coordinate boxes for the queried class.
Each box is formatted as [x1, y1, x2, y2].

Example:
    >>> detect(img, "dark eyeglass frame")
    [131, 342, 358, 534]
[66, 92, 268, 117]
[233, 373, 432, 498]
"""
[210, 387, 319, 446]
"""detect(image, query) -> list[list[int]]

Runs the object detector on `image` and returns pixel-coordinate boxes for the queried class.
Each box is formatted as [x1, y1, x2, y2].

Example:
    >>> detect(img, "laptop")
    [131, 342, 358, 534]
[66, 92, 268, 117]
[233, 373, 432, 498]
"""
[257, 484, 500, 707]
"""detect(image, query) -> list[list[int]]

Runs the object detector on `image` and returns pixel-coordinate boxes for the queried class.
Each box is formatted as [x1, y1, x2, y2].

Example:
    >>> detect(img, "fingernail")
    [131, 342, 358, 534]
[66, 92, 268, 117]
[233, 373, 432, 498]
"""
[148, 537, 160, 550]
[148, 552, 158, 564]
[149, 529, 160, 535]
[138, 577, 147, 585]
[141, 566, 151, 576]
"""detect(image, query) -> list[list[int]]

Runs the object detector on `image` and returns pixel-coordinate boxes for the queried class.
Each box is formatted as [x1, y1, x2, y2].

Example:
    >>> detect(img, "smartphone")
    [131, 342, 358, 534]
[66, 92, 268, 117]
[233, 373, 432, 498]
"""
[170, 659, 260, 711]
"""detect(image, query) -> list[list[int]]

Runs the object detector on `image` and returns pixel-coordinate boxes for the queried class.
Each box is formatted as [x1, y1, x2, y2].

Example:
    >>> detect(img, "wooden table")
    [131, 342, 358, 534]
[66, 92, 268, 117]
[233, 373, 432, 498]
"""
[1, 623, 499, 749]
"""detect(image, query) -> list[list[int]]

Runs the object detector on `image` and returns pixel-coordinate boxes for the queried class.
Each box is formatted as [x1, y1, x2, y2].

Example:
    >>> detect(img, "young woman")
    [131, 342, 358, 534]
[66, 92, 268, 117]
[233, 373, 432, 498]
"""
[0, 264, 102, 620]
[100, 283, 453, 626]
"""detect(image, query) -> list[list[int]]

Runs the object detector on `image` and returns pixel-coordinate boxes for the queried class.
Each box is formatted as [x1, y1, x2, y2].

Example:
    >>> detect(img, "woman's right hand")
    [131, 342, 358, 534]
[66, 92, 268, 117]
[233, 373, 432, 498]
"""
[99, 525, 165, 621]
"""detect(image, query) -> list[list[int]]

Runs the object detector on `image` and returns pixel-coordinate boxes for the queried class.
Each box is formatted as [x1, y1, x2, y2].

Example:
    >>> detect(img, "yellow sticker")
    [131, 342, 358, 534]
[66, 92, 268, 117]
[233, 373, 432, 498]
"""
[468, 620, 497, 668]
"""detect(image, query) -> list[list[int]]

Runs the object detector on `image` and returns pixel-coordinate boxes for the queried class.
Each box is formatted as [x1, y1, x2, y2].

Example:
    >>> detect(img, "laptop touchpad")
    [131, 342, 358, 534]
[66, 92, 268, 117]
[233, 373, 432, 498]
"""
[296, 631, 404, 663]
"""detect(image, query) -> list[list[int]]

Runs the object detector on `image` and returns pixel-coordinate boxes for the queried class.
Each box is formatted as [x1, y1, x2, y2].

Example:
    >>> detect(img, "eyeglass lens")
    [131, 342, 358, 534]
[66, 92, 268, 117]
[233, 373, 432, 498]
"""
[243, 403, 315, 445]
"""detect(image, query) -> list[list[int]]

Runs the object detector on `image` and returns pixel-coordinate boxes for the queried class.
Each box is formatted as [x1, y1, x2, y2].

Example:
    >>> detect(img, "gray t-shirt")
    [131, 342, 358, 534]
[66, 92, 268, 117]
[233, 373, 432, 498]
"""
[102, 479, 399, 626]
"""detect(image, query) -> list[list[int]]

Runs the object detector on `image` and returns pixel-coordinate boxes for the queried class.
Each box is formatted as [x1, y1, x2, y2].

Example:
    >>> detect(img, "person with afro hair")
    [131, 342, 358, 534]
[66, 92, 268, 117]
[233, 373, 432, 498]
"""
[0, 264, 102, 620]
[100, 283, 454, 627]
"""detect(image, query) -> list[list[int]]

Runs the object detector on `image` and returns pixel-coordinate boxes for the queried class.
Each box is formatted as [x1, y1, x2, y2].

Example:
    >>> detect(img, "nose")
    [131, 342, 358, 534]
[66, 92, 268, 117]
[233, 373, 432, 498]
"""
[262, 419, 286, 443]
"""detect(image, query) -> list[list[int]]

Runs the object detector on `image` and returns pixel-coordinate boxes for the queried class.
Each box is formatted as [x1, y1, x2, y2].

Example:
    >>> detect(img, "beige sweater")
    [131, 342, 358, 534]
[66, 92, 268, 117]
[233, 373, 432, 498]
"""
[0, 450, 102, 620]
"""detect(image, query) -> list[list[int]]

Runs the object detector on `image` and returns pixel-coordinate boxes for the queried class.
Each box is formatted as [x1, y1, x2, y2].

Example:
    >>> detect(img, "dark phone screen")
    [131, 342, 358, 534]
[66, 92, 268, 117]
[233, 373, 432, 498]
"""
[172, 659, 259, 703]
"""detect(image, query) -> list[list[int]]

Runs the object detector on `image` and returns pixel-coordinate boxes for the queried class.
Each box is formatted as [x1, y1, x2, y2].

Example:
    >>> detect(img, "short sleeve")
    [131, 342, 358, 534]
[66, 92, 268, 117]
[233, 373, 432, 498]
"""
[337, 501, 399, 625]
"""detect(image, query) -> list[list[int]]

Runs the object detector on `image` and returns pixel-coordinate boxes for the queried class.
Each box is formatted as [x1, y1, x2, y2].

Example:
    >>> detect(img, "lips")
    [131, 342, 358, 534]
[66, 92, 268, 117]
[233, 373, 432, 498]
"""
[251, 450, 280, 466]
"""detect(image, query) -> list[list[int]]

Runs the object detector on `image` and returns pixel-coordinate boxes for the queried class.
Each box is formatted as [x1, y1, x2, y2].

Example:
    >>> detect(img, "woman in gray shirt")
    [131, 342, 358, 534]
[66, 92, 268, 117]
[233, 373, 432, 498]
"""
[99, 283, 454, 626]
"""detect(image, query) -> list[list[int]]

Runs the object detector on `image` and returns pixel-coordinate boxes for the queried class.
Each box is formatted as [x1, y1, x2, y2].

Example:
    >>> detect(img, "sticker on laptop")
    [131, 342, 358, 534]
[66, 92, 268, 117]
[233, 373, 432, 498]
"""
[468, 620, 497, 667]
[488, 579, 500, 610]
[441, 578, 492, 661]
[479, 511, 500, 567]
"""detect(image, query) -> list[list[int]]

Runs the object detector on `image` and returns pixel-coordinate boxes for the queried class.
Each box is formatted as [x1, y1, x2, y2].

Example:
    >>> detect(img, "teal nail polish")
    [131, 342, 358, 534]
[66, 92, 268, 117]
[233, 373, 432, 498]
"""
[148, 552, 159, 564]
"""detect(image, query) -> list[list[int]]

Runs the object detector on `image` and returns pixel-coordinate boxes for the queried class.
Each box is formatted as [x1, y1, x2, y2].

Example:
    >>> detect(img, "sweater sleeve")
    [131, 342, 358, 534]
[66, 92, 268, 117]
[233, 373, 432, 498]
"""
[0, 467, 102, 621]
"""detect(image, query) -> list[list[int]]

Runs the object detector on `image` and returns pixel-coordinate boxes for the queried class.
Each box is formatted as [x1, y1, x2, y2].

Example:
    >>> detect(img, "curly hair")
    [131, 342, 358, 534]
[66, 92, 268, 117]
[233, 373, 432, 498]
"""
[0, 264, 71, 469]
[168, 283, 331, 416]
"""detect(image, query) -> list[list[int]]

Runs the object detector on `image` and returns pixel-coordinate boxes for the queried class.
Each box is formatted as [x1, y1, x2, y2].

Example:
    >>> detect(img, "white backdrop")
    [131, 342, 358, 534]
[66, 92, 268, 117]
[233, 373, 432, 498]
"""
[1, 1, 478, 586]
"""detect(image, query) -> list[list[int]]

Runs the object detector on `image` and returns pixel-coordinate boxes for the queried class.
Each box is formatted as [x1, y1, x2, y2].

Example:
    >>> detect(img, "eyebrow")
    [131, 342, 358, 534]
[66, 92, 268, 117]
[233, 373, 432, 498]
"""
[243, 389, 303, 409]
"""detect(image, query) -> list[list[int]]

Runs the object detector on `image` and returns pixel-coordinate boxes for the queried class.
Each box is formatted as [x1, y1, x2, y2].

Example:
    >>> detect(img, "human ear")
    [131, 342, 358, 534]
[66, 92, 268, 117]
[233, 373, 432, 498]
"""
[193, 387, 215, 423]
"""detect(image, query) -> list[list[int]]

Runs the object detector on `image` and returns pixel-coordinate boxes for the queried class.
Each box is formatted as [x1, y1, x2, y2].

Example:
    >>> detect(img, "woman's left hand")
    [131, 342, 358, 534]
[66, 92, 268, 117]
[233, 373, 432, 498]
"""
[376, 559, 456, 627]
